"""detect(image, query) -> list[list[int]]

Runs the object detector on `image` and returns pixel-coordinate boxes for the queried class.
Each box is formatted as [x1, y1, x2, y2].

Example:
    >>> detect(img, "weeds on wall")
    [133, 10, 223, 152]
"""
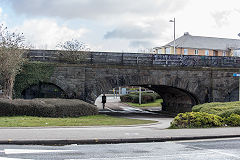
[13, 62, 56, 98]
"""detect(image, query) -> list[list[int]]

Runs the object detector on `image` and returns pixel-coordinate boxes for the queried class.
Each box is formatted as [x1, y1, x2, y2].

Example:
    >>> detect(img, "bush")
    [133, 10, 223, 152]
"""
[219, 108, 240, 118]
[170, 112, 224, 128]
[192, 101, 240, 118]
[120, 92, 160, 104]
[224, 114, 240, 126]
[0, 98, 98, 117]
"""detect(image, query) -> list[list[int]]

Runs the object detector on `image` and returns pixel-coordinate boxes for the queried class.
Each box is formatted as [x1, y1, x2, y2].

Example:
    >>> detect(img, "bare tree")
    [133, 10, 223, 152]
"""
[0, 24, 28, 99]
[56, 39, 90, 63]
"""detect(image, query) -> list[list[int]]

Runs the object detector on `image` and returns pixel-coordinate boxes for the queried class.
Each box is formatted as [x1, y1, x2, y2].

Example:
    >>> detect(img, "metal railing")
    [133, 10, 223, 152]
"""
[26, 49, 240, 68]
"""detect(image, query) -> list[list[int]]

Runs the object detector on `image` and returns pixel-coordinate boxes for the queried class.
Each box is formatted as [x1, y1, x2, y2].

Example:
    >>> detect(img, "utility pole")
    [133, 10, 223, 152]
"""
[169, 18, 176, 55]
[139, 87, 142, 105]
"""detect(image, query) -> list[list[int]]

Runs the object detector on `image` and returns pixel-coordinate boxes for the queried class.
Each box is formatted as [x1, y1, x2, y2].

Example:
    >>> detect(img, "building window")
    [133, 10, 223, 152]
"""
[158, 49, 162, 54]
[195, 49, 198, 55]
[184, 49, 188, 55]
[205, 50, 209, 56]
[233, 49, 240, 57]
[223, 51, 226, 56]
[166, 48, 170, 54]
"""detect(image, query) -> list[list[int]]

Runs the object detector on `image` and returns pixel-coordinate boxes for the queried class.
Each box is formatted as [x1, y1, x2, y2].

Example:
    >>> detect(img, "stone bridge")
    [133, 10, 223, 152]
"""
[22, 50, 240, 113]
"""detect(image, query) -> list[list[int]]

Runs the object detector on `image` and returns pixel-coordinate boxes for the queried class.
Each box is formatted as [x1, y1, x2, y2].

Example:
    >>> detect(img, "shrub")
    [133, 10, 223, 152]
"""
[0, 98, 98, 117]
[120, 92, 160, 104]
[224, 114, 240, 126]
[219, 108, 240, 118]
[170, 112, 224, 128]
[192, 101, 240, 118]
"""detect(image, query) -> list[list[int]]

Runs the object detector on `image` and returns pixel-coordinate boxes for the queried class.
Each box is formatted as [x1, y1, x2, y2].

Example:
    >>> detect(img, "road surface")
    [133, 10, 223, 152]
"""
[1, 138, 240, 159]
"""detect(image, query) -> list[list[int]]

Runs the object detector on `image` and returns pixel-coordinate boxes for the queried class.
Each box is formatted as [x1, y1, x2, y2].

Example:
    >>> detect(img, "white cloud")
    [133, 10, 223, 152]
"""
[8, 0, 190, 51]
[6, 0, 240, 52]
[14, 19, 88, 49]
[10, 0, 188, 20]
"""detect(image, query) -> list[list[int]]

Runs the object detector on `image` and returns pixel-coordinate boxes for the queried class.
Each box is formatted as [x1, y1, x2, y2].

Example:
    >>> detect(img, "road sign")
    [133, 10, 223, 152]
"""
[233, 73, 240, 77]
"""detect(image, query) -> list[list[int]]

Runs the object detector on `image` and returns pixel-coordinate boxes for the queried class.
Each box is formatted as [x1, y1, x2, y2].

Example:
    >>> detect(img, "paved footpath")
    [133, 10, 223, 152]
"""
[1, 119, 240, 145]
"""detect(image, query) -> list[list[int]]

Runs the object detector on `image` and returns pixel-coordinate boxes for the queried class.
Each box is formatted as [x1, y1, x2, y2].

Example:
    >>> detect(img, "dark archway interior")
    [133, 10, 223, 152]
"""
[141, 85, 200, 113]
[21, 82, 67, 99]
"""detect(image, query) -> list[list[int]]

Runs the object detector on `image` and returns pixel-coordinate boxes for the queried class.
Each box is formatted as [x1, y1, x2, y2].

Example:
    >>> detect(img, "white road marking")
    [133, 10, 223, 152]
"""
[4, 149, 74, 155]
[209, 149, 240, 159]
[192, 146, 240, 159]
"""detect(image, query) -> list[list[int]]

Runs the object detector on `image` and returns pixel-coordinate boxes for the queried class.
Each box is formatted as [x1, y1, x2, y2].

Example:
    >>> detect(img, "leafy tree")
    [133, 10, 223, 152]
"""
[56, 39, 90, 63]
[0, 24, 28, 99]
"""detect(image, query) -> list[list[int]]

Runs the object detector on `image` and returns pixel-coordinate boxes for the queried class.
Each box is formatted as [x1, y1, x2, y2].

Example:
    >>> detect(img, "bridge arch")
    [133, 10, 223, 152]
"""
[88, 75, 201, 113]
[21, 82, 67, 99]
[146, 85, 200, 113]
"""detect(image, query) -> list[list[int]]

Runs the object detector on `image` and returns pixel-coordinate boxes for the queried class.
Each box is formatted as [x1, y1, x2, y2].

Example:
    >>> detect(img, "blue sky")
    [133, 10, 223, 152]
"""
[1, 0, 240, 52]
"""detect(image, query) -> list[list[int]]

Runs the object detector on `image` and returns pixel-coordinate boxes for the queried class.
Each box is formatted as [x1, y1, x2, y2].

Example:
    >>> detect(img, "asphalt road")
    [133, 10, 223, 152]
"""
[1, 138, 240, 160]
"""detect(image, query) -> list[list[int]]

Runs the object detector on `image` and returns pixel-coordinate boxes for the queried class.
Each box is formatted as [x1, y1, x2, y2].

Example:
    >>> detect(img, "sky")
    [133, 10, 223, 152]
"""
[1, 0, 240, 52]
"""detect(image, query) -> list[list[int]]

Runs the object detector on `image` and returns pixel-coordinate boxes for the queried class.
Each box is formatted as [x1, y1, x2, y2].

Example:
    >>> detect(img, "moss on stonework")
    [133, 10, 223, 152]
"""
[14, 62, 56, 98]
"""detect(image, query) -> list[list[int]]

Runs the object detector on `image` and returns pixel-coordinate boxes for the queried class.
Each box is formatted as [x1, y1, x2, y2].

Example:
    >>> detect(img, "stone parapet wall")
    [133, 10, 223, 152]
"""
[27, 50, 240, 68]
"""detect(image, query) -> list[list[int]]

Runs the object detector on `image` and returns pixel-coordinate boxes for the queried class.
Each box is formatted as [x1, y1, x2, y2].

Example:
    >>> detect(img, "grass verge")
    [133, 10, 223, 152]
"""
[0, 115, 157, 127]
[126, 99, 163, 108]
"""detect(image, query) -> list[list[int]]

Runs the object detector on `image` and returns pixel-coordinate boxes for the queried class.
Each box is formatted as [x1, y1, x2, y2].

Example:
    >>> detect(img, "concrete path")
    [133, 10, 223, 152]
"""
[1, 119, 240, 145]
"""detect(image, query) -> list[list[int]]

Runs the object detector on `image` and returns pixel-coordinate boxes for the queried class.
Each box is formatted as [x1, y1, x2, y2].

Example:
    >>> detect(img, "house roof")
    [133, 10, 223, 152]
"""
[163, 32, 240, 50]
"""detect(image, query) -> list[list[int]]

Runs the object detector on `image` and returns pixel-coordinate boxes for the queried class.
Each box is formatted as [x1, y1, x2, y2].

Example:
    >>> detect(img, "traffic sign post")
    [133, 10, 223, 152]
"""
[233, 73, 240, 101]
[233, 73, 240, 77]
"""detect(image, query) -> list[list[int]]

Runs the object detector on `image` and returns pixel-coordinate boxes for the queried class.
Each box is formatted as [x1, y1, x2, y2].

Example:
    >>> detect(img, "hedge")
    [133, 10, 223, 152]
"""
[120, 92, 160, 104]
[192, 101, 240, 118]
[224, 114, 240, 126]
[170, 112, 224, 128]
[0, 98, 98, 117]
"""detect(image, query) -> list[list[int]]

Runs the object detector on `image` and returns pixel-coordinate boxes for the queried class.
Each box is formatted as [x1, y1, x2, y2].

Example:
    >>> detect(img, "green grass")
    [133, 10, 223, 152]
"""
[0, 115, 157, 127]
[126, 99, 163, 108]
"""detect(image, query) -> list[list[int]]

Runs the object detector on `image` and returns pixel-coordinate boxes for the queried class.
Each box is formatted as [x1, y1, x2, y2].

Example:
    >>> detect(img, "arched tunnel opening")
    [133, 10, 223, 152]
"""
[94, 85, 199, 114]
[94, 86, 162, 111]
[21, 82, 68, 99]
[142, 85, 200, 113]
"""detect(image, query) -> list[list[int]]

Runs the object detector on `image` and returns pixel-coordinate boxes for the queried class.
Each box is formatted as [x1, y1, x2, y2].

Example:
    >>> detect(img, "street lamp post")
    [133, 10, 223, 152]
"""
[169, 18, 176, 55]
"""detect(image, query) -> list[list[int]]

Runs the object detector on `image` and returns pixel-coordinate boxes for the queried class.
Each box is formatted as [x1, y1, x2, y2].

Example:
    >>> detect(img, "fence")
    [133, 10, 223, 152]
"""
[27, 50, 240, 68]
